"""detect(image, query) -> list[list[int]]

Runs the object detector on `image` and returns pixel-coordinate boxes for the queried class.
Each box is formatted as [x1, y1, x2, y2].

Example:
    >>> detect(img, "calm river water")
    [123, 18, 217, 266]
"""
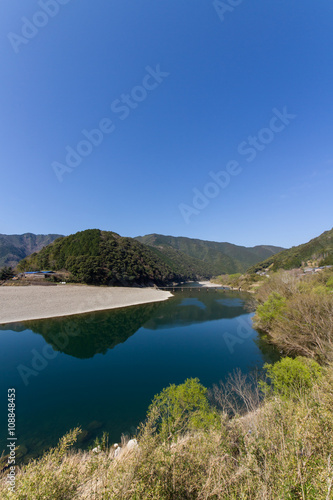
[0, 288, 278, 463]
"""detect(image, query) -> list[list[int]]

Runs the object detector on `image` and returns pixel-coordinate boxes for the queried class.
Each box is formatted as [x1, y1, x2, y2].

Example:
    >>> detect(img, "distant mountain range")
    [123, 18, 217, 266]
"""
[2, 227, 332, 284]
[0, 233, 62, 268]
[135, 234, 284, 275]
[13, 229, 284, 285]
[248, 227, 333, 273]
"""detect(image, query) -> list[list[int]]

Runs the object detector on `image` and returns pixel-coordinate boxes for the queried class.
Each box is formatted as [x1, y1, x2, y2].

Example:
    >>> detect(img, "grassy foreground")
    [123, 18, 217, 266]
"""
[1, 360, 333, 499]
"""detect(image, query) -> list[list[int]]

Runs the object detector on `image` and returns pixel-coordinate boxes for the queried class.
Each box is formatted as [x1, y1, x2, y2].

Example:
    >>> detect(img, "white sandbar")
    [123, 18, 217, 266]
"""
[0, 285, 173, 324]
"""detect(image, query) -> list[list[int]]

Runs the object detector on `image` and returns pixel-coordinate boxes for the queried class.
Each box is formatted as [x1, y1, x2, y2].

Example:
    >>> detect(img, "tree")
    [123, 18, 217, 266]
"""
[0, 266, 14, 280]
[147, 378, 219, 442]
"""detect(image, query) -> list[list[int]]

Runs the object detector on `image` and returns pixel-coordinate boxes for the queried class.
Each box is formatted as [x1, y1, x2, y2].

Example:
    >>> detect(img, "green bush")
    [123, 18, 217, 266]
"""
[326, 275, 333, 290]
[254, 292, 286, 330]
[261, 356, 323, 400]
[313, 284, 329, 295]
[147, 378, 219, 442]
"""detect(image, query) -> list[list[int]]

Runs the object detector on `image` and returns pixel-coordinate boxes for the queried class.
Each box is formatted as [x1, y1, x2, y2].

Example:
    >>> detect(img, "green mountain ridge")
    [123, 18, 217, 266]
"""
[135, 234, 284, 275]
[247, 227, 333, 273]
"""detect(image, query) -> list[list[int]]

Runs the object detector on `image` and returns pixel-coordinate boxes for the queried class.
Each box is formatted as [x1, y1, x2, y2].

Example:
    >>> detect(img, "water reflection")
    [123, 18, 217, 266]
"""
[143, 291, 251, 330]
[2, 302, 161, 359]
[0, 291, 253, 359]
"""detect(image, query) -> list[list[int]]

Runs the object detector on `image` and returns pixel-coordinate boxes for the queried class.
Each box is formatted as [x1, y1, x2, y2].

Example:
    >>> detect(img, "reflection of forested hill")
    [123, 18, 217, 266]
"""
[0, 322, 27, 332]
[21, 302, 162, 359]
[142, 291, 252, 330]
[0, 292, 254, 359]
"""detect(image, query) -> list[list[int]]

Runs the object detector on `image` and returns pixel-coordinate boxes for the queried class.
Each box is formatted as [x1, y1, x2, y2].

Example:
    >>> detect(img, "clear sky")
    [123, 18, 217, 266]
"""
[1, 0, 332, 248]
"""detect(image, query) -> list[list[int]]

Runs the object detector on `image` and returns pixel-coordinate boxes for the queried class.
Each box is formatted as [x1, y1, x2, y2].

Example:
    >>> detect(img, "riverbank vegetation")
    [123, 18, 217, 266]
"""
[212, 272, 263, 291]
[253, 267, 333, 363]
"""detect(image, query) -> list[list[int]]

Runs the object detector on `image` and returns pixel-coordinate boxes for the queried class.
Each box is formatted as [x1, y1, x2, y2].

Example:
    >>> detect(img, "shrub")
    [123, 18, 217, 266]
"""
[261, 356, 323, 400]
[254, 292, 286, 330]
[209, 368, 262, 416]
[255, 270, 301, 303]
[326, 275, 333, 291]
[270, 293, 333, 362]
[147, 378, 219, 442]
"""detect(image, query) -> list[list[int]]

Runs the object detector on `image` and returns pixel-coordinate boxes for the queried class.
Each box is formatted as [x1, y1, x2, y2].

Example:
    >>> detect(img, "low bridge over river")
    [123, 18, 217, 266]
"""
[158, 285, 240, 292]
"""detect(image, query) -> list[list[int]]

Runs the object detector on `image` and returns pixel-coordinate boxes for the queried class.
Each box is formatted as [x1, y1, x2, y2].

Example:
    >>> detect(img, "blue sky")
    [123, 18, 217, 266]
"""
[1, 0, 332, 248]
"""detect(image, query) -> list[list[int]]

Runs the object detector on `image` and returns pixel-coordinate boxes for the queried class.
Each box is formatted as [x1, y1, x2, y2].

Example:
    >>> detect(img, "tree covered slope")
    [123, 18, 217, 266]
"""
[135, 234, 284, 275]
[247, 227, 333, 273]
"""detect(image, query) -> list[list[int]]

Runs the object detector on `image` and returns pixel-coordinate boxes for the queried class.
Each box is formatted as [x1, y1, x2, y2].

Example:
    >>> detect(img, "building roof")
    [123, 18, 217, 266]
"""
[24, 271, 54, 274]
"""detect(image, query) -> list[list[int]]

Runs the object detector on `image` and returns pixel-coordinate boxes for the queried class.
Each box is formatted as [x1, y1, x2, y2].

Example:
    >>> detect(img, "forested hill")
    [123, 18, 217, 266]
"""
[248, 227, 333, 273]
[17, 229, 183, 286]
[135, 234, 284, 275]
[0, 233, 62, 269]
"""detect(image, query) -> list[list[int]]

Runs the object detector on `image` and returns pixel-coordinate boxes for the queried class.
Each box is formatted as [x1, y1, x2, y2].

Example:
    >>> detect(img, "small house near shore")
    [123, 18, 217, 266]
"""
[22, 271, 55, 280]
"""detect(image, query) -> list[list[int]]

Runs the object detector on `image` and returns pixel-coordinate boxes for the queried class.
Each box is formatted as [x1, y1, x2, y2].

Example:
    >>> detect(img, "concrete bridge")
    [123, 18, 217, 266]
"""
[158, 285, 235, 292]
